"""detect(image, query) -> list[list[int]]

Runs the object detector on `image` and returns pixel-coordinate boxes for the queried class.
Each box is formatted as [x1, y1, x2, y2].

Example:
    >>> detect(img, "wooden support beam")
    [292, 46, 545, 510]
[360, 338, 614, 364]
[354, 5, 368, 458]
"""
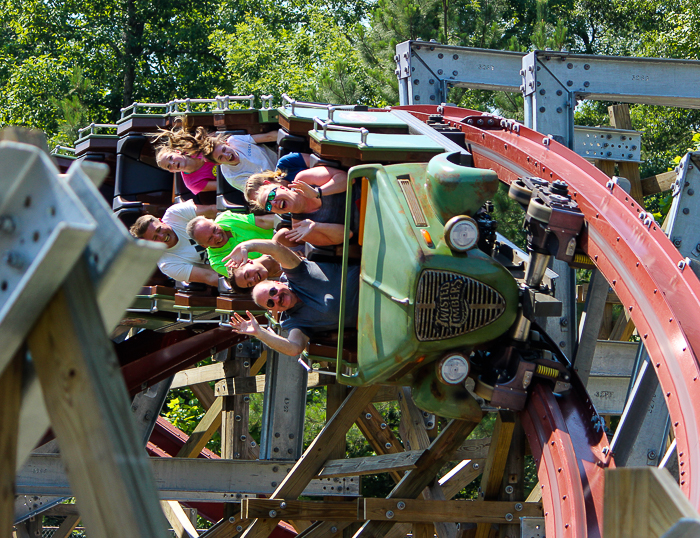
[319, 451, 424, 478]
[454, 438, 490, 461]
[604, 467, 700, 538]
[243, 499, 360, 521]
[172, 363, 226, 389]
[176, 397, 223, 458]
[382, 458, 486, 538]
[594, 159, 616, 178]
[27, 264, 169, 538]
[475, 412, 516, 538]
[363, 499, 542, 523]
[0, 352, 22, 538]
[413, 523, 434, 538]
[609, 105, 644, 205]
[191, 382, 216, 410]
[52, 514, 81, 538]
[398, 387, 431, 451]
[641, 171, 676, 196]
[355, 419, 479, 537]
[243, 498, 542, 523]
[660, 519, 700, 538]
[440, 459, 486, 499]
[214, 372, 332, 396]
[326, 382, 349, 462]
[296, 521, 354, 537]
[355, 403, 405, 484]
[240, 385, 380, 538]
[498, 417, 524, 538]
[161, 500, 198, 538]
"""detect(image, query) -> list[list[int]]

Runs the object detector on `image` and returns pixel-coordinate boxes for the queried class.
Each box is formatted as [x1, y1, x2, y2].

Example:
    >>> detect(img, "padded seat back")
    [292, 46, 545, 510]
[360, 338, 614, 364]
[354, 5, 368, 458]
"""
[114, 133, 173, 207]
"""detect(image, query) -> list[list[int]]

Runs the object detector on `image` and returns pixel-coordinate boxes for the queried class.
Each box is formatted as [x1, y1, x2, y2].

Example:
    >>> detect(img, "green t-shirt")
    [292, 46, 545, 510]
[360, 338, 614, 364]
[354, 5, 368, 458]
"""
[208, 212, 274, 276]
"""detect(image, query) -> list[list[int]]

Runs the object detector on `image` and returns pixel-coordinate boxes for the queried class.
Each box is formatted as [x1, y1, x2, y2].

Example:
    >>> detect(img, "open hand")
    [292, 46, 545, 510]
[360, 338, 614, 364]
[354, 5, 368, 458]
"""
[290, 180, 318, 200]
[223, 243, 249, 270]
[229, 311, 261, 336]
[285, 219, 316, 242]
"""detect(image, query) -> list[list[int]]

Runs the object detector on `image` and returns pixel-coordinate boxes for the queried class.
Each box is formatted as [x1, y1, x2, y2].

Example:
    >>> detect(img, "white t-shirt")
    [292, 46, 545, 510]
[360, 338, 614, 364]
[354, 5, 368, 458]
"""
[157, 200, 209, 282]
[221, 134, 277, 191]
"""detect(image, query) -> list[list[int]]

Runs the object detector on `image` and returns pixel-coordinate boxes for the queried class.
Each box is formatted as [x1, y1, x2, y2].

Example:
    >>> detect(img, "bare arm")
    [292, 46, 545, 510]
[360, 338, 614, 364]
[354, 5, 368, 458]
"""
[252, 131, 278, 144]
[286, 220, 346, 246]
[194, 204, 217, 219]
[229, 312, 309, 356]
[294, 167, 349, 196]
[199, 180, 217, 193]
[254, 214, 275, 229]
[189, 266, 221, 287]
[224, 239, 301, 270]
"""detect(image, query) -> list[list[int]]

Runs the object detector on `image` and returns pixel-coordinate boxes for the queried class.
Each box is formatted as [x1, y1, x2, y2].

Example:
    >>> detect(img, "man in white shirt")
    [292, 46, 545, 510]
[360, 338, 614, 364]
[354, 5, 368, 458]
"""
[129, 201, 220, 286]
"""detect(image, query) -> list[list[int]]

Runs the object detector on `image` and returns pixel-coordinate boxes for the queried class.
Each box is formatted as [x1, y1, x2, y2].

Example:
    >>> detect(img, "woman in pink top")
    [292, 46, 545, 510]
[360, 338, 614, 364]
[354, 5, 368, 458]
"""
[155, 147, 217, 194]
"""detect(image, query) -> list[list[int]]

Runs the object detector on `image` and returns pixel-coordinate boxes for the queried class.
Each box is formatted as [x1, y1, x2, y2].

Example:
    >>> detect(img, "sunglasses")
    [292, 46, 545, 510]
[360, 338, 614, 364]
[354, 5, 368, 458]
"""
[264, 188, 278, 212]
[266, 287, 279, 308]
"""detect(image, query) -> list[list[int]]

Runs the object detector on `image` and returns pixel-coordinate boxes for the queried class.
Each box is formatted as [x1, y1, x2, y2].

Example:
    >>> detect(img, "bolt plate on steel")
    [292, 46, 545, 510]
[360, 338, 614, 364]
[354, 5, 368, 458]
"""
[520, 516, 545, 537]
[0, 142, 95, 375]
[573, 126, 641, 162]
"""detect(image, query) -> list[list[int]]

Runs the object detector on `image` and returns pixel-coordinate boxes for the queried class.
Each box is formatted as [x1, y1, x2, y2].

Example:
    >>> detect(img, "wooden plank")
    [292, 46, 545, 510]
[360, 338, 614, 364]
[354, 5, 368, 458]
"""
[594, 159, 616, 178]
[176, 397, 223, 458]
[479, 413, 516, 500]
[355, 419, 479, 537]
[475, 412, 516, 538]
[296, 521, 354, 537]
[661, 519, 700, 538]
[214, 372, 332, 396]
[609, 105, 644, 205]
[52, 514, 81, 538]
[413, 523, 435, 538]
[42, 504, 81, 517]
[604, 467, 700, 538]
[383, 459, 486, 538]
[319, 451, 423, 478]
[371, 385, 401, 402]
[641, 171, 676, 196]
[440, 459, 486, 499]
[454, 438, 490, 461]
[499, 417, 524, 538]
[27, 264, 169, 538]
[355, 403, 405, 483]
[398, 387, 431, 451]
[576, 283, 620, 305]
[171, 363, 226, 389]
[191, 382, 216, 410]
[161, 500, 198, 538]
[0, 352, 22, 536]
[243, 499, 359, 521]
[240, 385, 380, 538]
[362, 499, 541, 523]
[326, 383, 349, 462]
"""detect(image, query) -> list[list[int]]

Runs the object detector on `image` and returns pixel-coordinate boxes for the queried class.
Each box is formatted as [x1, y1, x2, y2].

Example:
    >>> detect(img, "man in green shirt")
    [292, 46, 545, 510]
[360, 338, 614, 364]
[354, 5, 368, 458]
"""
[186, 212, 274, 276]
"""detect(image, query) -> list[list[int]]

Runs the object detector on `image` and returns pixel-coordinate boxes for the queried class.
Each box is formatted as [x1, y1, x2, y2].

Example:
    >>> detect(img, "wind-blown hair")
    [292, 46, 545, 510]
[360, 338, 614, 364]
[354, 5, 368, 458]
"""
[150, 118, 228, 162]
[245, 170, 287, 211]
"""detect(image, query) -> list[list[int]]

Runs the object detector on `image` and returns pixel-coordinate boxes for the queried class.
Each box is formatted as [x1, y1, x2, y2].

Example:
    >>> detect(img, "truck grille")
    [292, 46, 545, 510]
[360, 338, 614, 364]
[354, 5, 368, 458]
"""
[415, 269, 506, 341]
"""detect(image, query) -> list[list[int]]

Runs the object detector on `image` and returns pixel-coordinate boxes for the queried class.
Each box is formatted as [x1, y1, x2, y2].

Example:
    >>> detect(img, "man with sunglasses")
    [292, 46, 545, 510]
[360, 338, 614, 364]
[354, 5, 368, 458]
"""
[226, 239, 360, 356]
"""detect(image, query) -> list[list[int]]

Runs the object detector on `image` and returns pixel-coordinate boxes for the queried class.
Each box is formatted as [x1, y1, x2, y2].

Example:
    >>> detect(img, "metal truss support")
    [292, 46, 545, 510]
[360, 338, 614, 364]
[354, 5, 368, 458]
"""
[609, 351, 670, 467]
[259, 338, 308, 461]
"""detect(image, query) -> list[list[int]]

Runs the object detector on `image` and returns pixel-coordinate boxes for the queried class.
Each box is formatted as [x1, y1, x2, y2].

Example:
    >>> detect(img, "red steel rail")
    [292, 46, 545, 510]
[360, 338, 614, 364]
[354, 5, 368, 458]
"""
[399, 105, 700, 535]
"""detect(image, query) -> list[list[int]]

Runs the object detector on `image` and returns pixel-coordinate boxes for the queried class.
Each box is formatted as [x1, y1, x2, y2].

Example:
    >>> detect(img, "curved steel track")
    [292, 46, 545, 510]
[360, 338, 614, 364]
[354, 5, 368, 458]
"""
[398, 105, 700, 537]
